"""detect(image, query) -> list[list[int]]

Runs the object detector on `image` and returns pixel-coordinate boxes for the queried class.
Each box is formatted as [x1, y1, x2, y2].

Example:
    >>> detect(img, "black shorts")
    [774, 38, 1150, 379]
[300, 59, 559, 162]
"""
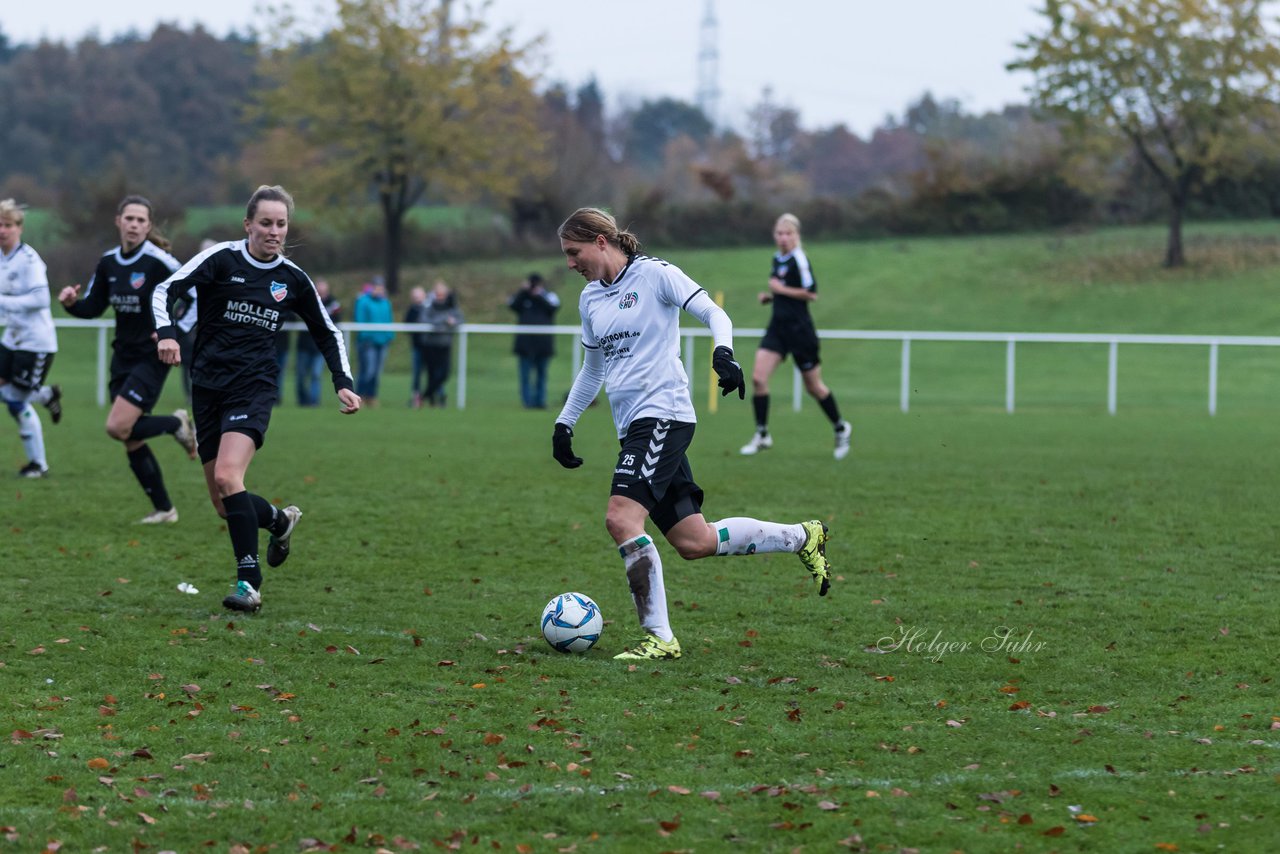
[611, 418, 705, 535]
[760, 321, 821, 372]
[192, 381, 276, 464]
[110, 358, 172, 413]
[0, 345, 55, 392]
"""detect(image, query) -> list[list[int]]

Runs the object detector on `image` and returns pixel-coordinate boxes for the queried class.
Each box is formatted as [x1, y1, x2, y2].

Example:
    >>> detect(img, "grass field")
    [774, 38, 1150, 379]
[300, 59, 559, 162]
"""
[3, 223, 1279, 851]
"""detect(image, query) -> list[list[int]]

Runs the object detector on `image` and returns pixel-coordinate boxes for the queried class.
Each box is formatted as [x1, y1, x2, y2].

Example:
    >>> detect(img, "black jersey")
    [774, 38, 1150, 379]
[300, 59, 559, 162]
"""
[152, 240, 353, 393]
[63, 241, 185, 369]
[768, 247, 817, 330]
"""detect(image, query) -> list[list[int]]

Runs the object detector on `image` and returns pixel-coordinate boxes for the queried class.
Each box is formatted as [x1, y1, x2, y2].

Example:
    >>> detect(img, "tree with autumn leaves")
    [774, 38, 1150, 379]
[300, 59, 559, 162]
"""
[253, 0, 546, 293]
[1010, 0, 1280, 267]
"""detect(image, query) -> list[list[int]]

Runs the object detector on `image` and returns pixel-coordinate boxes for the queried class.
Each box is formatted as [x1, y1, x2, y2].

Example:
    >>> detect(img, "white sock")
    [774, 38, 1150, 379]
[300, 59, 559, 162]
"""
[711, 518, 805, 556]
[619, 534, 673, 642]
[15, 403, 47, 468]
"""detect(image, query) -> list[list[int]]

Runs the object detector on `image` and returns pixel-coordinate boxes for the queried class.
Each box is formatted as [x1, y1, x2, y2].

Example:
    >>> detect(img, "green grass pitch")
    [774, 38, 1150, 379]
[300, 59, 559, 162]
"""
[3, 223, 1278, 850]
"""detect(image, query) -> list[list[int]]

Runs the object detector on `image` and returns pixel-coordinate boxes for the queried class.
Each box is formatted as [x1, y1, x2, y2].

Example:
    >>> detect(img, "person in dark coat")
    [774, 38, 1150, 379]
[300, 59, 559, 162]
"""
[507, 272, 560, 409]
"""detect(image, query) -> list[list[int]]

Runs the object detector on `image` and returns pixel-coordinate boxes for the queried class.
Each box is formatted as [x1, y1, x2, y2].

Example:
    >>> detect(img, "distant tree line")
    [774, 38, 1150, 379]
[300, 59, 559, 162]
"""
[2, 0, 1279, 285]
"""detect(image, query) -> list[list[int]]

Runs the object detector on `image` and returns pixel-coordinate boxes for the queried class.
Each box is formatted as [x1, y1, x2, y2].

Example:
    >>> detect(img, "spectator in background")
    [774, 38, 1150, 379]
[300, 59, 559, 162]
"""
[508, 272, 560, 409]
[295, 277, 340, 406]
[420, 279, 463, 408]
[353, 277, 393, 407]
[404, 285, 431, 408]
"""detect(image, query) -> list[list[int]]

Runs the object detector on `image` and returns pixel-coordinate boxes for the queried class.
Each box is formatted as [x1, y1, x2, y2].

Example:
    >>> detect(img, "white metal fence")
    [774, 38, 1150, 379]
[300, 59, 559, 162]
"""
[53, 319, 1277, 414]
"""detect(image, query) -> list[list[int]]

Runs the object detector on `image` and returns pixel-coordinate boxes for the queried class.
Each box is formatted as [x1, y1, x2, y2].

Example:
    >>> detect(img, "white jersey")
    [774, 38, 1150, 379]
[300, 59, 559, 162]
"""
[576, 254, 710, 434]
[0, 242, 57, 353]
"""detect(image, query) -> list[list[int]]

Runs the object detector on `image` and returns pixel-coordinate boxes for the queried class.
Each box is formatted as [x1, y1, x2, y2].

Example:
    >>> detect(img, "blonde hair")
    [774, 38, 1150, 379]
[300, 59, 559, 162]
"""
[0, 198, 27, 225]
[558, 207, 641, 257]
[775, 212, 801, 243]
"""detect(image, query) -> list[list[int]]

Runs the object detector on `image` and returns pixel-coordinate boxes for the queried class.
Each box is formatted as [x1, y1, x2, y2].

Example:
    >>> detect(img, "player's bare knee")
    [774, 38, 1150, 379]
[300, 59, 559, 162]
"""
[604, 513, 630, 544]
[105, 421, 131, 442]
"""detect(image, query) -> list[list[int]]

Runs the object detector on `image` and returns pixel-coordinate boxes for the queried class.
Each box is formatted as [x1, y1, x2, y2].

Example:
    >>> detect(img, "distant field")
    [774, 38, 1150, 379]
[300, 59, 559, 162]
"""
[4, 222, 1278, 850]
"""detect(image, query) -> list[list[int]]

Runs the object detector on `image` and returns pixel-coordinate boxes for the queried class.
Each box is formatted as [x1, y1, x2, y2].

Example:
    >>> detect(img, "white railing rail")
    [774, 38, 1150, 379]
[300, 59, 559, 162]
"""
[53, 319, 1277, 414]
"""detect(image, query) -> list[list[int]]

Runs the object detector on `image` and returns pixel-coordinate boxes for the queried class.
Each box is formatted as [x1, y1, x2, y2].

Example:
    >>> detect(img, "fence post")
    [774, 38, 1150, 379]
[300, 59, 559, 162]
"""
[1107, 341, 1118, 415]
[456, 329, 468, 409]
[900, 338, 911, 413]
[1005, 339, 1016, 413]
[1208, 341, 1219, 416]
[683, 331, 696, 402]
[96, 326, 109, 407]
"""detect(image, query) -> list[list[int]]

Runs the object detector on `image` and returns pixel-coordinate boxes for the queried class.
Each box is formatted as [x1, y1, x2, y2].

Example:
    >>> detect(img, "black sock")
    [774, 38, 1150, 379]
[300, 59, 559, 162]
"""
[129, 414, 180, 441]
[221, 491, 263, 588]
[126, 445, 172, 511]
[249, 493, 285, 534]
[818, 393, 843, 426]
[752, 395, 770, 432]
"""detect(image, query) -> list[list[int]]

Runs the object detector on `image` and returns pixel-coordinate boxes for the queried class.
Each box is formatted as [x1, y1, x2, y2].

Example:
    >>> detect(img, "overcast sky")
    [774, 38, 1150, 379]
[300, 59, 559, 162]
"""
[5, 0, 1045, 136]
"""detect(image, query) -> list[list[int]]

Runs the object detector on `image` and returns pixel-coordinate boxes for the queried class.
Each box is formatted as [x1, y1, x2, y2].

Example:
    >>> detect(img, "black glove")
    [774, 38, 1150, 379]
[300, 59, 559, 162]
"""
[552, 422, 583, 468]
[712, 346, 745, 399]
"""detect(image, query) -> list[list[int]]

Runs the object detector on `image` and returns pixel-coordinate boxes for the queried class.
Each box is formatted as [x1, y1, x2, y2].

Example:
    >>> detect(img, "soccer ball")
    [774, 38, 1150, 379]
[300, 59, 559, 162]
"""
[540, 592, 603, 653]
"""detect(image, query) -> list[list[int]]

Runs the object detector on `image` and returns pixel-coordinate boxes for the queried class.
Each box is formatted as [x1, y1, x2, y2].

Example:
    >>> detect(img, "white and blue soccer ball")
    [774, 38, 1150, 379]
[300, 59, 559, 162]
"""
[540, 592, 603, 653]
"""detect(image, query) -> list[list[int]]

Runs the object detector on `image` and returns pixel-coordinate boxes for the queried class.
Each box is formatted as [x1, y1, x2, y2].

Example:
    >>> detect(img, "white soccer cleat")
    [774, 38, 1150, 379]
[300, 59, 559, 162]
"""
[173, 409, 198, 459]
[833, 421, 852, 460]
[222, 580, 261, 612]
[267, 505, 302, 568]
[740, 430, 772, 456]
[139, 507, 179, 525]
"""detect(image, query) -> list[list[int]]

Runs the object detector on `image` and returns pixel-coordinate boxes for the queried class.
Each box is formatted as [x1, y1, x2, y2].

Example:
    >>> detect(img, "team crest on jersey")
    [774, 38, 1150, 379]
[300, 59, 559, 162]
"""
[129, 272, 146, 289]
[618, 291, 639, 310]
[270, 281, 289, 303]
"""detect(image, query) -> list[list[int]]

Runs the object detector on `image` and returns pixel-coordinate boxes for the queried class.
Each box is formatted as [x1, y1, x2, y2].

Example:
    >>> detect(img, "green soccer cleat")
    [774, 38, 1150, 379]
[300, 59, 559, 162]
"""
[798, 520, 832, 596]
[613, 634, 682, 661]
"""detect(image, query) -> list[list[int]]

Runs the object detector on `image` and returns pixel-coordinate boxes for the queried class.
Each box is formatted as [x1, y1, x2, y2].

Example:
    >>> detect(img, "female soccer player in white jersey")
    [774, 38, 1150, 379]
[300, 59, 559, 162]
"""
[739, 213, 852, 460]
[550, 207, 833, 661]
[59, 195, 198, 523]
[153, 185, 360, 613]
[0, 198, 61, 478]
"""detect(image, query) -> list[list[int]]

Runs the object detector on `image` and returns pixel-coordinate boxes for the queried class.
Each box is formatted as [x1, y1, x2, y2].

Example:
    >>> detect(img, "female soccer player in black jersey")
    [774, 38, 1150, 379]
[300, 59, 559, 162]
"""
[153, 186, 360, 613]
[739, 213, 851, 460]
[59, 195, 197, 523]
